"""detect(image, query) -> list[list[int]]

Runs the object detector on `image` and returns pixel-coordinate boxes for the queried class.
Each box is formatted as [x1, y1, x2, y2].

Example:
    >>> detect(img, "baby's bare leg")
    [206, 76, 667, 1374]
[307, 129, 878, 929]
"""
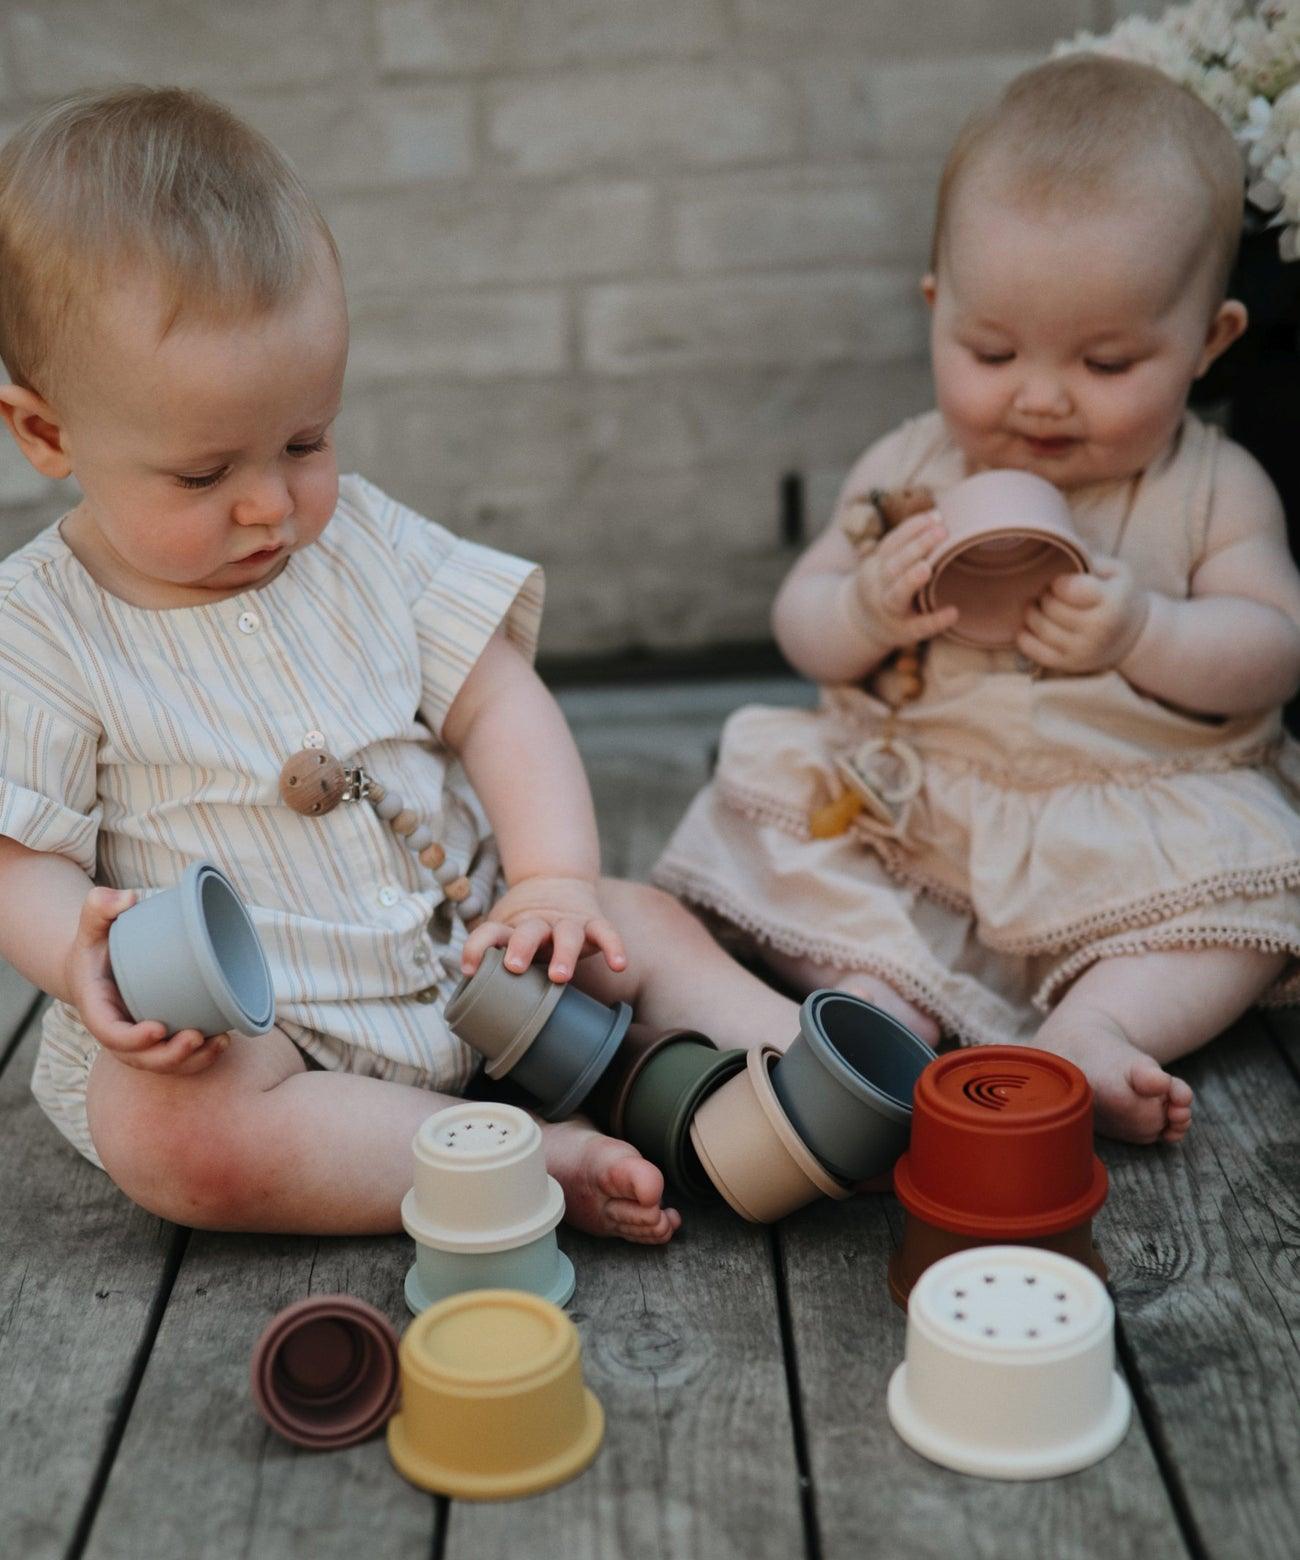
[86, 1026, 677, 1242]
[1031, 946, 1287, 1145]
[571, 879, 801, 1047]
[758, 945, 941, 1047]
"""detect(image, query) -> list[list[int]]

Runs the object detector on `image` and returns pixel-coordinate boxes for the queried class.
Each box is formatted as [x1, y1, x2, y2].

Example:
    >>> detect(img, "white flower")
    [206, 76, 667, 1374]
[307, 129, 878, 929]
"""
[1057, 0, 1300, 259]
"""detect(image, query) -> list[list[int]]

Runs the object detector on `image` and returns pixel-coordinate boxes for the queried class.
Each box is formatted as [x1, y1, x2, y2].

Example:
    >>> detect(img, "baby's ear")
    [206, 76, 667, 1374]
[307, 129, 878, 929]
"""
[0, 384, 72, 480]
[920, 273, 937, 309]
[1195, 298, 1248, 378]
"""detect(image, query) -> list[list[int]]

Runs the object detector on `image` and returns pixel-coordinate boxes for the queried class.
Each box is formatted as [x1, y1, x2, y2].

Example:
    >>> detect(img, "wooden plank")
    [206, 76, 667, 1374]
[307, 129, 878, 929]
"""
[444, 1206, 809, 1560]
[0, 959, 38, 1060]
[780, 1192, 1188, 1560]
[0, 1012, 182, 1559]
[83, 1229, 436, 1559]
[1101, 1013, 1300, 1560]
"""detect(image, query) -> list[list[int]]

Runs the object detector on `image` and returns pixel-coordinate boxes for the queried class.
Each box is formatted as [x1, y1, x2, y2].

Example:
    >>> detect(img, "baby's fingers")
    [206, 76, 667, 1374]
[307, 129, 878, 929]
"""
[459, 919, 513, 974]
[897, 603, 959, 644]
[545, 919, 587, 983]
[880, 556, 937, 615]
[585, 916, 628, 974]
[878, 508, 946, 556]
[503, 917, 552, 975]
[117, 1029, 221, 1074]
[1049, 570, 1103, 607]
[1022, 603, 1076, 655]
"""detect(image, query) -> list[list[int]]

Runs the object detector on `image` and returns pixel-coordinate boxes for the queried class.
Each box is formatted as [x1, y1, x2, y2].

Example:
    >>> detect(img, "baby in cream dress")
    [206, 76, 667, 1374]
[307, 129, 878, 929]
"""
[656, 57, 1300, 1145]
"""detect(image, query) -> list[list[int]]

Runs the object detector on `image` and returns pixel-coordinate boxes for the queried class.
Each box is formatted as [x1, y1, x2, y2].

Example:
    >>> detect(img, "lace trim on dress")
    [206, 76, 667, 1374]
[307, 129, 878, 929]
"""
[715, 773, 1300, 955]
[652, 857, 1014, 1049]
[1034, 923, 1300, 1011]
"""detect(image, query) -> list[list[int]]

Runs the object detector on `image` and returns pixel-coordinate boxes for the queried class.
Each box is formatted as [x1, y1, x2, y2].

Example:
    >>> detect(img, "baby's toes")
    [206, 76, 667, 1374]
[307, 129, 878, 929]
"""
[597, 1145, 666, 1210]
[1167, 1076, 1194, 1108]
[608, 1201, 679, 1244]
[1128, 1057, 1175, 1098]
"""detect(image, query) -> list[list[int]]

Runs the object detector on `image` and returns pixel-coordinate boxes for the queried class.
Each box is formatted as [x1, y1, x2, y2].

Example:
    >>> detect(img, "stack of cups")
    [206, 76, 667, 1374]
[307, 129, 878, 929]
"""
[889, 1046, 1108, 1308]
[687, 991, 936, 1222]
[445, 948, 631, 1121]
[401, 1102, 575, 1314]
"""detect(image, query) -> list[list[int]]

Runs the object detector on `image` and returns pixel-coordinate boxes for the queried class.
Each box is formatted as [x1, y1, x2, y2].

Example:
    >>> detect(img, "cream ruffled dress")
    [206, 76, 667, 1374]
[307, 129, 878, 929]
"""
[653, 412, 1300, 1046]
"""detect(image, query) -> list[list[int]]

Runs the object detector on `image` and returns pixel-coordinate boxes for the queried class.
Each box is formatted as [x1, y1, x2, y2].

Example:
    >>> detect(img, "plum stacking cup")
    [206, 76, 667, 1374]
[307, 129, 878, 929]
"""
[689, 1046, 852, 1223]
[889, 1047, 1108, 1306]
[583, 1024, 717, 1139]
[108, 860, 274, 1037]
[443, 946, 562, 1079]
[887, 1247, 1131, 1479]
[401, 1103, 573, 1315]
[922, 469, 1090, 648]
[250, 1296, 400, 1450]
[772, 991, 936, 1183]
[621, 1040, 746, 1199]
[387, 1290, 605, 1500]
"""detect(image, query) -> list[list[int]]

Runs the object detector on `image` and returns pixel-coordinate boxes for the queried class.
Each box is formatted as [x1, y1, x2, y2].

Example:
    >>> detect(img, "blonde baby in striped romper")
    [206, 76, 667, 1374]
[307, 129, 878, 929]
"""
[0, 88, 800, 1241]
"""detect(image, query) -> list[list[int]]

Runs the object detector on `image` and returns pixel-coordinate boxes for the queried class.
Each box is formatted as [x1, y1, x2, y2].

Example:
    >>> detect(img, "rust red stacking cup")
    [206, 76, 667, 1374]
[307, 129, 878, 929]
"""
[889, 1047, 1108, 1307]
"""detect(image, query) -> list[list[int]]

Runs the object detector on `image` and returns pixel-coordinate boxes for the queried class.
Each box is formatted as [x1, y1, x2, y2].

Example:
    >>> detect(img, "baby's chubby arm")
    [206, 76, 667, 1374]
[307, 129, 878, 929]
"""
[1022, 444, 1300, 715]
[441, 632, 627, 985]
[0, 836, 228, 1074]
[772, 442, 958, 683]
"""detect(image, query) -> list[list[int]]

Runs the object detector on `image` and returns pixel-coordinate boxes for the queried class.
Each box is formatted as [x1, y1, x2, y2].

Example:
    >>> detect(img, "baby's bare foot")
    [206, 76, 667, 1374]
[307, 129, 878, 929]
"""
[542, 1118, 682, 1244]
[1033, 1013, 1193, 1145]
[837, 974, 941, 1048]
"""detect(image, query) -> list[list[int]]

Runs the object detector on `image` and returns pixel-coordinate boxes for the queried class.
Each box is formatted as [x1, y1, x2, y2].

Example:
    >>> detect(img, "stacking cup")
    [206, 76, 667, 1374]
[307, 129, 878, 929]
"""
[250, 1295, 400, 1450]
[583, 1024, 717, 1139]
[443, 947, 562, 1079]
[920, 469, 1090, 648]
[387, 1290, 605, 1500]
[889, 1047, 1108, 1306]
[109, 860, 274, 1037]
[887, 1247, 1131, 1479]
[620, 1039, 746, 1199]
[445, 948, 630, 1121]
[401, 1103, 573, 1314]
[772, 991, 936, 1183]
[689, 1045, 852, 1222]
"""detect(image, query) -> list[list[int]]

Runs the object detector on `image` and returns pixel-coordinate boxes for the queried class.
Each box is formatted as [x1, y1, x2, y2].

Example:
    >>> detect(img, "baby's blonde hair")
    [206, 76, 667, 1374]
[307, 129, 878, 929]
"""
[0, 85, 339, 400]
[931, 55, 1245, 304]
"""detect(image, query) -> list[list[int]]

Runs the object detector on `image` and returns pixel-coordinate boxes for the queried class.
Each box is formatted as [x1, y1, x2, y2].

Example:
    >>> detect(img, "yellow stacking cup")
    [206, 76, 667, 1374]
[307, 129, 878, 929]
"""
[387, 1290, 604, 1500]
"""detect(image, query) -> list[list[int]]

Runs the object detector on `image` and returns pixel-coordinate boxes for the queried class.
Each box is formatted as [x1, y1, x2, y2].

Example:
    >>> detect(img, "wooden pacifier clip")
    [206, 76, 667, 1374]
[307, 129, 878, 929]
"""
[278, 749, 473, 905]
[809, 485, 931, 843]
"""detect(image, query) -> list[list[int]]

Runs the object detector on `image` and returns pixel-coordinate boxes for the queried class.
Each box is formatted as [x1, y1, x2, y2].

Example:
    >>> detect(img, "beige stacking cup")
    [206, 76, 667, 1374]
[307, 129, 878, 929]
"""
[443, 946, 562, 1079]
[689, 1045, 852, 1222]
[387, 1290, 605, 1500]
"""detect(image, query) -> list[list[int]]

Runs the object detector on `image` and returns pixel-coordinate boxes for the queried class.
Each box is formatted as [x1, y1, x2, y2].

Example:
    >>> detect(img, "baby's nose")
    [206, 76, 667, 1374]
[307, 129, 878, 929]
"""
[1013, 372, 1072, 418]
[233, 476, 292, 526]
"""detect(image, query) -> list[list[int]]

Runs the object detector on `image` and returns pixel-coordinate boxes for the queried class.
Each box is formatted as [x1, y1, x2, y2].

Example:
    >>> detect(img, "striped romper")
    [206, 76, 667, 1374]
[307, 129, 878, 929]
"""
[0, 474, 543, 1169]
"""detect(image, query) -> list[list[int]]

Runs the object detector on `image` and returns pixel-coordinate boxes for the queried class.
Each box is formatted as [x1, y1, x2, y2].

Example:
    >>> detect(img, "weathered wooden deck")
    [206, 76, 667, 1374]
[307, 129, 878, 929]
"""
[2, 678, 1298, 1560]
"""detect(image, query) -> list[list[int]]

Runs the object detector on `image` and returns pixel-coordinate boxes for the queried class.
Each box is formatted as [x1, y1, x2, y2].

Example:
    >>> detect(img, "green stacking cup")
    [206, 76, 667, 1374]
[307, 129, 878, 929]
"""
[621, 1041, 746, 1200]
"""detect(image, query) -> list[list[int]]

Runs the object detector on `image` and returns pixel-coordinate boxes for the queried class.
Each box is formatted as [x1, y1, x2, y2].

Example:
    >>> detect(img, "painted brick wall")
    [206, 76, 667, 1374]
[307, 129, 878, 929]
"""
[0, 1, 1138, 659]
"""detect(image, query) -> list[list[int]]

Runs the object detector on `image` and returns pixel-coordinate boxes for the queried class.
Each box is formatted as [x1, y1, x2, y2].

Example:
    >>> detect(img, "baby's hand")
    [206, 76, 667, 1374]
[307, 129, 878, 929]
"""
[851, 509, 960, 649]
[1018, 555, 1150, 675]
[63, 888, 229, 1075]
[460, 875, 628, 984]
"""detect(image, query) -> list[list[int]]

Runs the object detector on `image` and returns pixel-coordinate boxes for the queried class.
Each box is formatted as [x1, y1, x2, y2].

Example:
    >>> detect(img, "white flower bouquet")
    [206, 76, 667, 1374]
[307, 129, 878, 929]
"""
[1058, 1, 1300, 260]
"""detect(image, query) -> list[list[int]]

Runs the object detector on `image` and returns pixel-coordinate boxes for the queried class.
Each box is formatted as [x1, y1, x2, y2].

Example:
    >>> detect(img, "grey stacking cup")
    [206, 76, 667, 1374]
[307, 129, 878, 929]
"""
[108, 861, 275, 1037]
[771, 990, 936, 1183]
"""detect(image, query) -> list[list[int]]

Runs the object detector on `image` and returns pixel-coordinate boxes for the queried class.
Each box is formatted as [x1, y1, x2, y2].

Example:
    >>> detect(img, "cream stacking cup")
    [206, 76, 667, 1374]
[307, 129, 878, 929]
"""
[401, 1102, 574, 1314]
[887, 1246, 1131, 1479]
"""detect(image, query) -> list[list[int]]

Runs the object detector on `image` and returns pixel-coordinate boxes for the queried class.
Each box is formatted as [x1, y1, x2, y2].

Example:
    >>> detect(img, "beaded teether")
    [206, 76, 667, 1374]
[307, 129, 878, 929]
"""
[809, 485, 931, 843]
[278, 749, 474, 907]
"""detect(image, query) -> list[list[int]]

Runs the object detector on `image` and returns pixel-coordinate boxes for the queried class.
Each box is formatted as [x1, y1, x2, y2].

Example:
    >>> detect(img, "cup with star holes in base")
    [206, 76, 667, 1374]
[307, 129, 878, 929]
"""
[887, 1246, 1131, 1479]
[920, 469, 1091, 649]
[770, 991, 936, 1184]
[108, 861, 275, 1038]
[888, 1046, 1109, 1308]
[250, 1296, 400, 1450]
[387, 1290, 605, 1501]
[401, 1102, 574, 1315]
